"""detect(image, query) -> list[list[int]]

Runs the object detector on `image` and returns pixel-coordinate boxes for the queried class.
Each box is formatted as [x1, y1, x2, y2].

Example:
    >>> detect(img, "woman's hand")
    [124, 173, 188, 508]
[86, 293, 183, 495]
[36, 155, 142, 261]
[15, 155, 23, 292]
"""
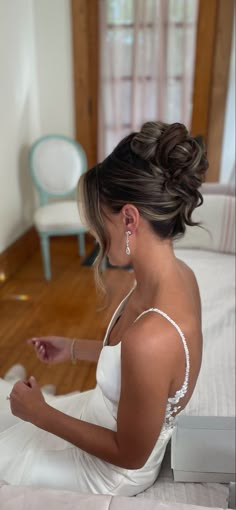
[9, 376, 48, 426]
[28, 336, 72, 364]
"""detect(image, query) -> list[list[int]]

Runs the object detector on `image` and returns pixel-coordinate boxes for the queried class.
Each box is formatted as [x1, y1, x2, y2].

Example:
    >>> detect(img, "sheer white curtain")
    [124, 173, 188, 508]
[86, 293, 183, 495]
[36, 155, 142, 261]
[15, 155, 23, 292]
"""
[220, 9, 235, 185]
[98, 0, 199, 159]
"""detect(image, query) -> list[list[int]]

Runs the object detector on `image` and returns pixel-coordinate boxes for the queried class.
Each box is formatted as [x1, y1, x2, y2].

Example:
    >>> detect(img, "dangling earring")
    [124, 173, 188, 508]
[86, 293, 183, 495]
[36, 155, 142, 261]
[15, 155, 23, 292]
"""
[125, 231, 131, 255]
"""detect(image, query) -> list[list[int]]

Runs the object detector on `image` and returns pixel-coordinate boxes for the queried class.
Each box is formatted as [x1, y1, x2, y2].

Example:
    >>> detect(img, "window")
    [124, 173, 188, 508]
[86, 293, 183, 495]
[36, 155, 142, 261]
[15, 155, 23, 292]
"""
[99, 0, 199, 156]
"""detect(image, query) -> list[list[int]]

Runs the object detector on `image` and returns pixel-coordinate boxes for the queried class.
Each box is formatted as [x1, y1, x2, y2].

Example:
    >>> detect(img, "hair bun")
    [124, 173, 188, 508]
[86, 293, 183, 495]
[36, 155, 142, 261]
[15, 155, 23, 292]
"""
[131, 121, 208, 191]
[131, 121, 166, 164]
[131, 121, 188, 168]
[155, 123, 188, 169]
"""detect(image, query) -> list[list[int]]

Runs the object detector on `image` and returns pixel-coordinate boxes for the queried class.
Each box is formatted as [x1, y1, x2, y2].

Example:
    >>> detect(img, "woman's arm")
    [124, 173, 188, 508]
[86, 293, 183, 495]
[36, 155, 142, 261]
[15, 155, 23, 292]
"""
[14, 317, 176, 470]
[36, 404, 122, 465]
[29, 336, 103, 364]
[35, 319, 173, 469]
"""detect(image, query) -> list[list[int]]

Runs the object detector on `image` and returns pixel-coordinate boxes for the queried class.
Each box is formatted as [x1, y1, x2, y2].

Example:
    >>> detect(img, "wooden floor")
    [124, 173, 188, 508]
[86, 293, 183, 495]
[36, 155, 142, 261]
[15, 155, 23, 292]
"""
[0, 237, 134, 394]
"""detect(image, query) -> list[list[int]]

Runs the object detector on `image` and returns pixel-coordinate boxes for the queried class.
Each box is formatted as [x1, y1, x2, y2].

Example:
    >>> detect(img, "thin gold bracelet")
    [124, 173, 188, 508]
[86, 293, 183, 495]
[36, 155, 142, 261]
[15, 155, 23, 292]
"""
[70, 338, 77, 365]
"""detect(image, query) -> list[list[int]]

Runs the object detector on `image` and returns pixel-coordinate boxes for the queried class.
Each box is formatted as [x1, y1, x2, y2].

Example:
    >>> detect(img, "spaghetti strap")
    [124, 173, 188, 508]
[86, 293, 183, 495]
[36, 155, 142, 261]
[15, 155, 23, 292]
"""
[134, 308, 190, 428]
[103, 281, 137, 346]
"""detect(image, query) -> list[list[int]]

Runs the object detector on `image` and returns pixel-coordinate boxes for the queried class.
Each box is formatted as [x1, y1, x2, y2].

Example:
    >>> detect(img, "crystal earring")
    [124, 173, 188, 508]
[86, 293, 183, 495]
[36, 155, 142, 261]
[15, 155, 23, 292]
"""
[125, 231, 131, 255]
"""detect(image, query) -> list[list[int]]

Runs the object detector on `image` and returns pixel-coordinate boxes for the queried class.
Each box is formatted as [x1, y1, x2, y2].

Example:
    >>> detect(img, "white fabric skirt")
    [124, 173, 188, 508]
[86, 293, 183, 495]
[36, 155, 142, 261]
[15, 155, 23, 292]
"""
[0, 378, 171, 496]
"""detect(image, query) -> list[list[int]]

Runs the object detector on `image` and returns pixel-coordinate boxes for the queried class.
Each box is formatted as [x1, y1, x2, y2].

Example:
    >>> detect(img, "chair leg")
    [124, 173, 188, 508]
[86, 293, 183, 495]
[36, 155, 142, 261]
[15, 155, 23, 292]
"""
[40, 234, 51, 280]
[101, 257, 107, 272]
[78, 233, 85, 257]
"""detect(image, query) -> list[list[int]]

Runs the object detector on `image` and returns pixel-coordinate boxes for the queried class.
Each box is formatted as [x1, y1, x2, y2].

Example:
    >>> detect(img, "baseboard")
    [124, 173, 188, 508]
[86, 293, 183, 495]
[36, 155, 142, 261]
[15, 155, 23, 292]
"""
[0, 227, 39, 285]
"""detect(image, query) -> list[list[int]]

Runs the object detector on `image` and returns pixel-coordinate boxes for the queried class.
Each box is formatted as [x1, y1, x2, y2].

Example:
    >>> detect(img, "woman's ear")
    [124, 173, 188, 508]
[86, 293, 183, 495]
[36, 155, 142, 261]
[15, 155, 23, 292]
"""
[121, 204, 139, 233]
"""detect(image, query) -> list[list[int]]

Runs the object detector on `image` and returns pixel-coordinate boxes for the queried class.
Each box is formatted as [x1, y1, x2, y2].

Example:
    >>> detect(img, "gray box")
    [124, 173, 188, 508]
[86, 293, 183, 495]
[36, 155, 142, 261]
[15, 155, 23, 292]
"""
[171, 415, 236, 483]
[229, 482, 236, 509]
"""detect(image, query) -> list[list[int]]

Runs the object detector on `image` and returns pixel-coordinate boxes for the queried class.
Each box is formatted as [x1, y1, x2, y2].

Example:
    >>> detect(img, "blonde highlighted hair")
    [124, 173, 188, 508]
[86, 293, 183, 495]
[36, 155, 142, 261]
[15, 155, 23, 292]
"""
[78, 121, 208, 290]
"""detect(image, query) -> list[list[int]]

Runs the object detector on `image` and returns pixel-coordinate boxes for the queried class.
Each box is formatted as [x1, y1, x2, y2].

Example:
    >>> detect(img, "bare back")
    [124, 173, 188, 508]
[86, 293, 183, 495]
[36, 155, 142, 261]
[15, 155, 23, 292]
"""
[107, 258, 202, 414]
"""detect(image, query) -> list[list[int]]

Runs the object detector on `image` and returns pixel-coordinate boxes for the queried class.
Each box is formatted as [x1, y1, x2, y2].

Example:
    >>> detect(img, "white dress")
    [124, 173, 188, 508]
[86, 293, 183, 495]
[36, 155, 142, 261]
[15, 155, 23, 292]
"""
[0, 288, 189, 496]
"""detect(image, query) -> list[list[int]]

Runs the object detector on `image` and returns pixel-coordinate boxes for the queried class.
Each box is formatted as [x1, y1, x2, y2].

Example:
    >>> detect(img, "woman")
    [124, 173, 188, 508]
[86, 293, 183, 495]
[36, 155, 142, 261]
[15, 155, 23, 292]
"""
[0, 122, 208, 495]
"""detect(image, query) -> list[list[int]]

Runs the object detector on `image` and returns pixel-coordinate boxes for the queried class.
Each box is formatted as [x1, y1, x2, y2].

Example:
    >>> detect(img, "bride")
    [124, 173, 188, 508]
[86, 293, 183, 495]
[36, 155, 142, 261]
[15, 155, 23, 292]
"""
[0, 121, 208, 496]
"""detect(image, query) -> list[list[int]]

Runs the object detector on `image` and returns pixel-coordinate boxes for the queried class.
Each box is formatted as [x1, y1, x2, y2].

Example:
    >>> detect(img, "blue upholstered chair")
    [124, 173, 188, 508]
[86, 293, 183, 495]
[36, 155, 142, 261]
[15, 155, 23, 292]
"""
[29, 135, 88, 280]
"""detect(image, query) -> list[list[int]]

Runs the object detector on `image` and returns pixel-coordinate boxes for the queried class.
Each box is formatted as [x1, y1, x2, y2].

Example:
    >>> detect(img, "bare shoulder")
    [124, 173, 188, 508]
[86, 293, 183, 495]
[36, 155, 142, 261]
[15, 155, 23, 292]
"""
[121, 312, 180, 378]
[175, 257, 202, 319]
[177, 257, 200, 293]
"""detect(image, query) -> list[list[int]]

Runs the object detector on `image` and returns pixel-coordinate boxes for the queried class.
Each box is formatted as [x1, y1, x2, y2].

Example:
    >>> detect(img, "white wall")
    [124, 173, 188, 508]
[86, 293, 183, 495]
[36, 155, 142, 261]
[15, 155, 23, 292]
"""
[33, 0, 75, 136]
[220, 12, 235, 184]
[0, 0, 39, 253]
[0, 0, 74, 254]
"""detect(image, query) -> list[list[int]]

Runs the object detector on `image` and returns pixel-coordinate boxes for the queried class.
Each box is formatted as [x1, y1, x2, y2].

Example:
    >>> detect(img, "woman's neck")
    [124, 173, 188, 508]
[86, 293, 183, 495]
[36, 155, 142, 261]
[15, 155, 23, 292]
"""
[131, 235, 178, 305]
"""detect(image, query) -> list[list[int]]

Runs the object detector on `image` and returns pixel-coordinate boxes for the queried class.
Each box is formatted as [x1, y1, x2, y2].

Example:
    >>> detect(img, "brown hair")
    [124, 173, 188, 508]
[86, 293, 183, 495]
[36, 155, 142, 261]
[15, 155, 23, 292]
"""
[78, 121, 208, 288]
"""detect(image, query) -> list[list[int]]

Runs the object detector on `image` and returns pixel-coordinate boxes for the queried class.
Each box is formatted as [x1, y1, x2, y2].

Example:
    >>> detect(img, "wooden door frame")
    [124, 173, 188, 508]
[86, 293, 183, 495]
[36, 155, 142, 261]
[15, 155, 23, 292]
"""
[71, 0, 99, 168]
[191, 0, 234, 181]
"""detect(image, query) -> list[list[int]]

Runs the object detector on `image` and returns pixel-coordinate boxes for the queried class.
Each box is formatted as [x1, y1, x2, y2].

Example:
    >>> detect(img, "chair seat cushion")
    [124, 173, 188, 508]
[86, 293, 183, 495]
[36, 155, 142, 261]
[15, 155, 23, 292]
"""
[34, 201, 87, 232]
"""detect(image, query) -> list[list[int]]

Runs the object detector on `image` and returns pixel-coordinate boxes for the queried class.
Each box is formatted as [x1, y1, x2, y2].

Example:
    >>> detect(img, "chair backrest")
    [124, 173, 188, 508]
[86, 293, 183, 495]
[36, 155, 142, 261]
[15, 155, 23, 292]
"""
[29, 135, 87, 205]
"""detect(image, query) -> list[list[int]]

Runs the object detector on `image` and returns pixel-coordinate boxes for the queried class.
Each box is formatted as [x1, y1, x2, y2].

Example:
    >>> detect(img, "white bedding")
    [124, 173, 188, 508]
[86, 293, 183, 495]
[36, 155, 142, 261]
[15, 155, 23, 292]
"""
[174, 249, 235, 418]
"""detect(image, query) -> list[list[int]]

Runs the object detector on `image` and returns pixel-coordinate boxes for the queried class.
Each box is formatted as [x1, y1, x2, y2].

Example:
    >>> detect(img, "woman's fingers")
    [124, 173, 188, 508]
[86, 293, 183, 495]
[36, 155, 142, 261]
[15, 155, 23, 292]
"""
[27, 338, 48, 361]
[27, 337, 61, 363]
[36, 342, 46, 356]
[28, 338, 44, 351]
[36, 344, 47, 359]
[27, 338, 41, 348]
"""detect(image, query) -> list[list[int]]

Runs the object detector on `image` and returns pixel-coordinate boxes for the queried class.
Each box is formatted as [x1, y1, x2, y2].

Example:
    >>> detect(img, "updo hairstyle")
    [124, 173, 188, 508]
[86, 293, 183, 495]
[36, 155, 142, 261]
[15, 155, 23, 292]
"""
[78, 121, 208, 286]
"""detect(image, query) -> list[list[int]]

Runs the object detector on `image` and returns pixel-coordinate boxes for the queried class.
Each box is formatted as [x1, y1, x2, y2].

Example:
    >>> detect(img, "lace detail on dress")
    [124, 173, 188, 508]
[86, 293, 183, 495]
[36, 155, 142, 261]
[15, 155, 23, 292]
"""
[134, 308, 190, 431]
